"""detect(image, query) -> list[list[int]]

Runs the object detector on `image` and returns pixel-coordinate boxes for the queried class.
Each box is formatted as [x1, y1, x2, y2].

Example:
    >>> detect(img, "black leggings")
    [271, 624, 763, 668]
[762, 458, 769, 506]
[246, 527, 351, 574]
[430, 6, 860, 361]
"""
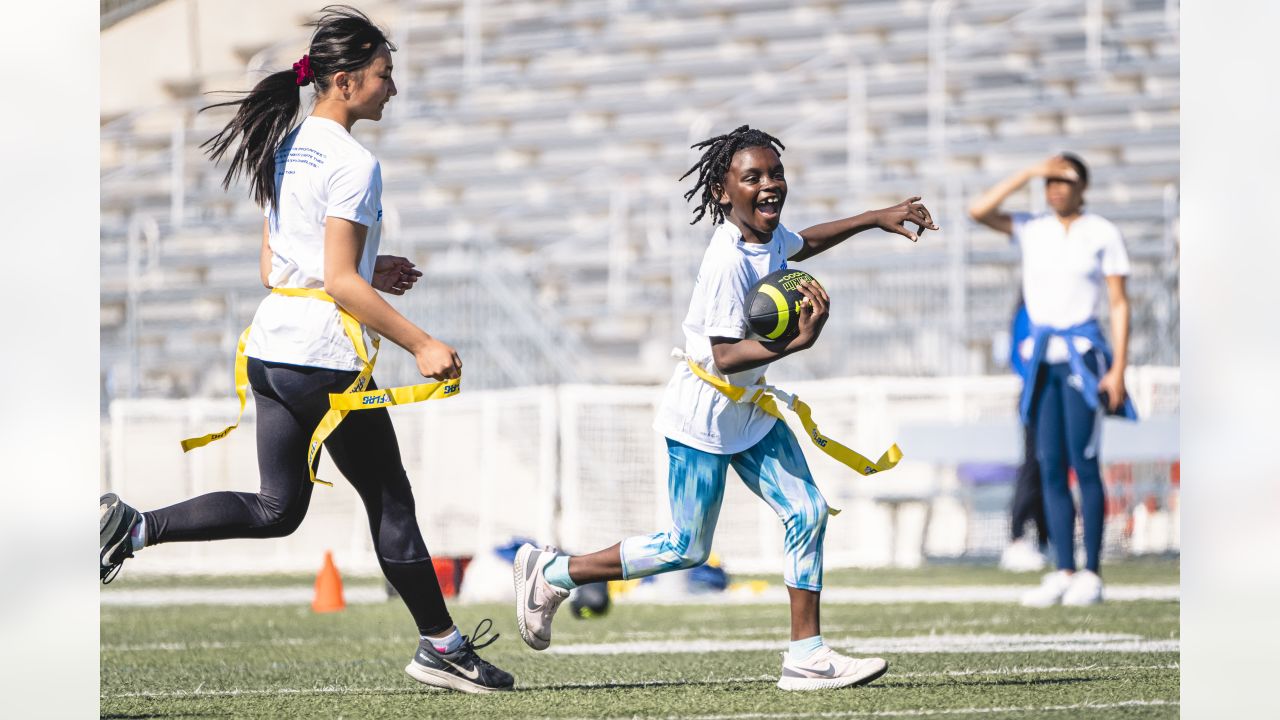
[144, 358, 453, 636]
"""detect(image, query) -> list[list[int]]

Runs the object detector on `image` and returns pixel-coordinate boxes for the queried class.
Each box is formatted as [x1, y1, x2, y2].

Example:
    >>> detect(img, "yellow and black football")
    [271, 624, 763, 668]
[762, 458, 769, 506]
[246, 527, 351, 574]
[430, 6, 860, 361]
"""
[744, 268, 820, 342]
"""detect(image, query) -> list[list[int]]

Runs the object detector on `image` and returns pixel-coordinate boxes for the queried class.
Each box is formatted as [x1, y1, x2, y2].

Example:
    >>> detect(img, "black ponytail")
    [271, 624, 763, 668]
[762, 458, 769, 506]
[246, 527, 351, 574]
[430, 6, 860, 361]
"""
[200, 5, 396, 210]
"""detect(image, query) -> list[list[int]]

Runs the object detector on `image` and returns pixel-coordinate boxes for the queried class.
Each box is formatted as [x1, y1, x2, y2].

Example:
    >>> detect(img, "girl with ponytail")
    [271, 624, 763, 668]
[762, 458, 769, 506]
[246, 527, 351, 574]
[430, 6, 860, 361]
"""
[99, 5, 515, 694]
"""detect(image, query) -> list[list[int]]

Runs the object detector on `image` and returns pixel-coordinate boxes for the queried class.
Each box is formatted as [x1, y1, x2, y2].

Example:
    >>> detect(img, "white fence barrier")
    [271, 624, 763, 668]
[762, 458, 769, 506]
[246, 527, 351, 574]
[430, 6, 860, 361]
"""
[104, 368, 1179, 575]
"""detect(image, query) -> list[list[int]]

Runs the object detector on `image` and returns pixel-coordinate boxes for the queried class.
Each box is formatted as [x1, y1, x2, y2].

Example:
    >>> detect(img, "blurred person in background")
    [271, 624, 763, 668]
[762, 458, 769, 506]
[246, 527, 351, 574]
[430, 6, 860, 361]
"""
[970, 153, 1135, 606]
[1000, 297, 1051, 572]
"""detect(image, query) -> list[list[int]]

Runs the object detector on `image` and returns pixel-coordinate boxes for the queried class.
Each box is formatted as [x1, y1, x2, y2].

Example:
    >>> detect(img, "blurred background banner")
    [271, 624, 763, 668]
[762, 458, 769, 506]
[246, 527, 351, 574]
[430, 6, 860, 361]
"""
[99, 0, 1179, 575]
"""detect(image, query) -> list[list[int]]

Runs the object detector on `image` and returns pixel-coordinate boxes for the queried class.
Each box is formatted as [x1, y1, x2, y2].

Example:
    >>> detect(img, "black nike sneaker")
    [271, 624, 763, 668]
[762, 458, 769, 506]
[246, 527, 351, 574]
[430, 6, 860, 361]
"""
[100, 493, 140, 584]
[405, 619, 515, 693]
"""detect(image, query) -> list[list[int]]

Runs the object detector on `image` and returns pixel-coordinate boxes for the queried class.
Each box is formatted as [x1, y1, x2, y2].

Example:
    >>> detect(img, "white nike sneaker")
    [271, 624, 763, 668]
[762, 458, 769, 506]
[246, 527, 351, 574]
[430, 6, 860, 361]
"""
[1021, 570, 1074, 608]
[1062, 569, 1104, 606]
[513, 543, 571, 651]
[999, 538, 1047, 573]
[777, 646, 889, 691]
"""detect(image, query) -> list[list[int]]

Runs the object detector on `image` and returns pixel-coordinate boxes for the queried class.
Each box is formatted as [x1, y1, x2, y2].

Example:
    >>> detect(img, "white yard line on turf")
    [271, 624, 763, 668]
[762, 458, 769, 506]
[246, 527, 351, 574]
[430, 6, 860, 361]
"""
[893, 662, 1179, 678]
[103, 632, 1181, 655]
[545, 632, 1179, 656]
[107, 638, 311, 652]
[601, 612, 1175, 640]
[107, 630, 1177, 653]
[107, 686, 416, 699]
[576, 699, 1180, 720]
[620, 585, 1180, 605]
[100, 623, 1022, 652]
[99, 583, 1180, 606]
[99, 586, 390, 606]
[102, 663, 1179, 699]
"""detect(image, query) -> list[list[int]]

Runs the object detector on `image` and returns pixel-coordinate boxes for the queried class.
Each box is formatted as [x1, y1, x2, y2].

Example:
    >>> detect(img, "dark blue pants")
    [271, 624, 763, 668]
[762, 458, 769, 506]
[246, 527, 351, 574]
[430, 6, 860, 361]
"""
[1031, 355, 1105, 573]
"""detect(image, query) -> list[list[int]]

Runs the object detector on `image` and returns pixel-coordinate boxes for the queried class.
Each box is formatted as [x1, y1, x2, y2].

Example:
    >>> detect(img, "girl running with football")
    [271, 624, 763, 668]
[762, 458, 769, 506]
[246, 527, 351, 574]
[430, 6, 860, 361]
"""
[98, 5, 513, 694]
[513, 125, 936, 690]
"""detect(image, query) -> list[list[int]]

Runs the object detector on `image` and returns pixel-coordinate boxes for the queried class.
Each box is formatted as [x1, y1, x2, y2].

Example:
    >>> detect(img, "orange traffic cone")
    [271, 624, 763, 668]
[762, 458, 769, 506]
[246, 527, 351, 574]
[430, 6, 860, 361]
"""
[312, 550, 346, 613]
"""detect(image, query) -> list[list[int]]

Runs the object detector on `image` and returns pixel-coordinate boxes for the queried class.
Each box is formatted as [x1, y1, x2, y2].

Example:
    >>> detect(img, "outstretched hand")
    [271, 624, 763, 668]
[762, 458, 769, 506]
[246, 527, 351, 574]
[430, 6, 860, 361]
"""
[372, 255, 423, 295]
[873, 197, 939, 242]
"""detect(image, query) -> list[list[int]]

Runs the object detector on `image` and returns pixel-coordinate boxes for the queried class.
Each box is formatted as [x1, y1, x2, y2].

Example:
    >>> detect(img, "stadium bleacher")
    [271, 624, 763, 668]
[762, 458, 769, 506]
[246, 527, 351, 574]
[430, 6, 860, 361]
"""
[101, 0, 1179, 400]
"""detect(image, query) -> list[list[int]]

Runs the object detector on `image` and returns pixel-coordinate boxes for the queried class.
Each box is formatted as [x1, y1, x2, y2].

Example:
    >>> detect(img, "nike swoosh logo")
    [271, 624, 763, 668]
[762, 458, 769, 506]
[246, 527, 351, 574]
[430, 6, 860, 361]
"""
[525, 550, 542, 581]
[808, 662, 836, 677]
[783, 662, 836, 678]
[525, 550, 545, 613]
[442, 656, 481, 681]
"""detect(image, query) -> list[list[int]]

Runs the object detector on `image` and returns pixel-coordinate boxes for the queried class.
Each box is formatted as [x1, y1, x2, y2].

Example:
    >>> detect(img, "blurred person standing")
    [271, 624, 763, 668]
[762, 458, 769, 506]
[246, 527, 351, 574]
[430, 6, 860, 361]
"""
[1000, 298, 1050, 573]
[970, 154, 1136, 606]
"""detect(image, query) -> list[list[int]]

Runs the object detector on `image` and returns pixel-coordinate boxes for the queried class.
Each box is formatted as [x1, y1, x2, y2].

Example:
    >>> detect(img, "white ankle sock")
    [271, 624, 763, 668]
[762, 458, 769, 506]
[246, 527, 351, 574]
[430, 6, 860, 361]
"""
[424, 627, 463, 653]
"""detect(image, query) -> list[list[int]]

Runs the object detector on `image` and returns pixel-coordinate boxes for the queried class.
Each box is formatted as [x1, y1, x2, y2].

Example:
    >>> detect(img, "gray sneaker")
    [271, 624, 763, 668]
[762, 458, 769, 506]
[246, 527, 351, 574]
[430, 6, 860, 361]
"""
[100, 493, 140, 584]
[513, 543, 571, 651]
[404, 619, 514, 694]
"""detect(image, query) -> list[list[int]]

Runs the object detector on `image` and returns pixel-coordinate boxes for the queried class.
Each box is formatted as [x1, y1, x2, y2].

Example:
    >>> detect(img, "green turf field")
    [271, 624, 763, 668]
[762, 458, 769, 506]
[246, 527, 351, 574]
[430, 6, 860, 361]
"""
[100, 559, 1179, 718]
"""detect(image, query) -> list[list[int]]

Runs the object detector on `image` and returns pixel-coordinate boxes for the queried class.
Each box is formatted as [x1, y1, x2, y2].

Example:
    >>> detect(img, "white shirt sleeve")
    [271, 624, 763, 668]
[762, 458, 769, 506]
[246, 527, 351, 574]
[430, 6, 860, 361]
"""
[325, 155, 379, 227]
[1009, 211, 1035, 245]
[1098, 218, 1131, 276]
[692, 254, 752, 340]
[780, 224, 806, 258]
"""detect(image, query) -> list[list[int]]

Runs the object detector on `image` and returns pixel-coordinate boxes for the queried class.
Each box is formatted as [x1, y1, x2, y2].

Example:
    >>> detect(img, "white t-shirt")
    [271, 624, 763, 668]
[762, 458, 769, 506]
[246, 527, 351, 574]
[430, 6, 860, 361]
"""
[245, 116, 383, 371]
[654, 222, 806, 455]
[1011, 210, 1130, 363]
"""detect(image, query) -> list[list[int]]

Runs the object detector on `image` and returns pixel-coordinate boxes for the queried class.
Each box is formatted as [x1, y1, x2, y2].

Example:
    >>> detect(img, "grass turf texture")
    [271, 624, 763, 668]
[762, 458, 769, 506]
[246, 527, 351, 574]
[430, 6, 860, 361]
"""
[102, 556, 1179, 591]
[101, 560, 1178, 719]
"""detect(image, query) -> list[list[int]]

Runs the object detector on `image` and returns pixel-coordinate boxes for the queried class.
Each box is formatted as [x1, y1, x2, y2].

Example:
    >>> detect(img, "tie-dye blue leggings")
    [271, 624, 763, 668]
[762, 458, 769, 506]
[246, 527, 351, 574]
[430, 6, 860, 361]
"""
[620, 419, 829, 591]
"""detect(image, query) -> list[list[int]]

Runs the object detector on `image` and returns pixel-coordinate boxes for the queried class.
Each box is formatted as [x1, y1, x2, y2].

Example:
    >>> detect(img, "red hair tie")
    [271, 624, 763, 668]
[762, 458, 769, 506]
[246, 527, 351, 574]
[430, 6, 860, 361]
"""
[292, 54, 314, 86]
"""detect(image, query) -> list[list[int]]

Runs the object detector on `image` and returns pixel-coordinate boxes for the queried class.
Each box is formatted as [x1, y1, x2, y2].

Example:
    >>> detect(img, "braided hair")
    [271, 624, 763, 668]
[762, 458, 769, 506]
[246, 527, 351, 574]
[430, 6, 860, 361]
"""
[679, 125, 785, 225]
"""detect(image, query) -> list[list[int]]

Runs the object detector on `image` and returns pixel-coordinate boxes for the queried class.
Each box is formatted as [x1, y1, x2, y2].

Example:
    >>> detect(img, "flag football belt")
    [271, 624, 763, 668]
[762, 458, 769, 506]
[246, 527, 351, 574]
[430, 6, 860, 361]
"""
[675, 349, 903, 478]
[180, 287, 461, 486]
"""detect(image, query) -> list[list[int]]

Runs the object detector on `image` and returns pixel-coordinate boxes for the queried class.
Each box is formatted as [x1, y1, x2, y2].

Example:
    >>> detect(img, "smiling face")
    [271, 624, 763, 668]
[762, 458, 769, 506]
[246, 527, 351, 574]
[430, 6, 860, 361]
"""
[347, 45, 397, 122]
[715, 146, 787, 242]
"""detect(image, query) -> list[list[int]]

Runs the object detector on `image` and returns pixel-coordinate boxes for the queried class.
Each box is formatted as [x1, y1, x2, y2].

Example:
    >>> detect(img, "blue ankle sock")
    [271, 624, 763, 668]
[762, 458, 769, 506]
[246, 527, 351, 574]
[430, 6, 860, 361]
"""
[789, 635, 824, 661]
[543, 554, 578, 591]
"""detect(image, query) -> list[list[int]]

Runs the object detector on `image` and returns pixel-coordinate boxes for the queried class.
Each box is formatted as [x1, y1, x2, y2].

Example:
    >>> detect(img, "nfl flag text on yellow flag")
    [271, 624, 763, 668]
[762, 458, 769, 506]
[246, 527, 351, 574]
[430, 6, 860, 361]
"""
[182, 287, 462, 485]
[676, 349, 903, 479]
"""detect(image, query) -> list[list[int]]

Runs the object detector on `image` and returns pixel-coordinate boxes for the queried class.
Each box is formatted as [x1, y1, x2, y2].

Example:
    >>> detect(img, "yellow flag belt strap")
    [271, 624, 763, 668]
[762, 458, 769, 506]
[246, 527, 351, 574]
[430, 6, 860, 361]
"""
[181, 287, 461, 486]
[675, 349, 903, 478]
